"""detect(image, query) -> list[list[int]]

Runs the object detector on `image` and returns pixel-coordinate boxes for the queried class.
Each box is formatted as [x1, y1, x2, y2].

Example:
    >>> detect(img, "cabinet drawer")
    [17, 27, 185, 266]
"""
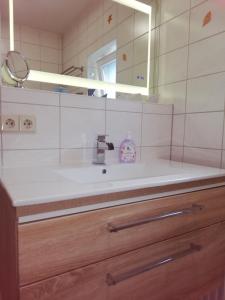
[19, 186, 225, 285]
[20, 222, 225, 300]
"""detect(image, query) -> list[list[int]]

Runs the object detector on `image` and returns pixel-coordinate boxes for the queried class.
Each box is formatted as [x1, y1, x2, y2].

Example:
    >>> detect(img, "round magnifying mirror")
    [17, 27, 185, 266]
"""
[1, 51, 30, 87]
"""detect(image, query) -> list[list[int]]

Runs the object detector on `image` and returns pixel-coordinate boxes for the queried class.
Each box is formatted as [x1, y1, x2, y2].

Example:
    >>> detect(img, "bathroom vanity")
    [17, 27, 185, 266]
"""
[1, 160, 225, 300]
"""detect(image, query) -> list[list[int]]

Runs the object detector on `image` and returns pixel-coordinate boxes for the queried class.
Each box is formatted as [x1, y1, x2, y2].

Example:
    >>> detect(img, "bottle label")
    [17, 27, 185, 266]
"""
[120, 140, 136, 163]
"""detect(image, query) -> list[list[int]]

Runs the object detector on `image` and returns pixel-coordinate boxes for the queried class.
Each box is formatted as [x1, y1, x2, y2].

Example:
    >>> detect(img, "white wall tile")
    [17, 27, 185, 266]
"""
[183, 147, 221, 167]
[41, 47, 61, 64]
[184, 112, 224, 149]
[61, 107, 105, 148]
[188, 32, 225, 78]
[222, 150, 225, 169]
[143, 102, 173, 114]
[106, 111, 142, 147]
[158, 47, 188, 85]
[61, 93, 105, 110]
[40, 31, 61, 49]
[134, 34, 148, 65]
[142, 114, 172, 146]
[171, 146, 183, 161]
[134, 11, 149, 38]
[158, 81, 186, 114]
[21, 43, 41, 61]
[1, 87, 60, 106]
[117, 15, 134, 48]
[61, 148, 94, 165]
[161, 0, 190, 23]
[2, 103, 60, 150]
[3, 150, 60, 167]
[21, 26, 40, 45]
[141, 146, 171, 162]
[160, 12, 189, 55]
[187, 73, 225, 113]
[190, 0, 225, 43]
[106, 98, 142, 112]
[172, 114, 185, 146]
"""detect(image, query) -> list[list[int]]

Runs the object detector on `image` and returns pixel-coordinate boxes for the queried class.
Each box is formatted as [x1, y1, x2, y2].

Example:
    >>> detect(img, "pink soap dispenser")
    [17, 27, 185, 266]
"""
[119, 132, 136, 163]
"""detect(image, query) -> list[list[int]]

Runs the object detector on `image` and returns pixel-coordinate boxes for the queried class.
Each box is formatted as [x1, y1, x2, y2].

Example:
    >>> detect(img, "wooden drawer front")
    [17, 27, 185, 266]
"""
[20, 222, 225, 300]
[19, 187, 225, 285]
[107, 222, 225, 300]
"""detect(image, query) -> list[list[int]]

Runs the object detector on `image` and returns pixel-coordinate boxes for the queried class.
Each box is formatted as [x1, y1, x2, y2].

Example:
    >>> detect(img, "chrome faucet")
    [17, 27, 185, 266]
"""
[93, 135, 114, 165]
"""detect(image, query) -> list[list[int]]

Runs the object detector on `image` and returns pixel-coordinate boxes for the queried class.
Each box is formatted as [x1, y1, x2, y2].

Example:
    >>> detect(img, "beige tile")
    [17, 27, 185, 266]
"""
[134, 33, 148, 65]
[134, 11, 149, 38]
[103, 4, 117, 33]
[117, 4, 134, 24]
[117, 15, 134, 48]
[133, 63, 148, 87]
[117, 42, 134, 72]
[117, 68, 133, 85]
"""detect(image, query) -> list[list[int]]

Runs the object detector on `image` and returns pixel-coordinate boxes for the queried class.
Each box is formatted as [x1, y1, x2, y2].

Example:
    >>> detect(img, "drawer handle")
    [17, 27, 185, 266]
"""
[106, 243, 202, 286]
[107, 204, 204, 232]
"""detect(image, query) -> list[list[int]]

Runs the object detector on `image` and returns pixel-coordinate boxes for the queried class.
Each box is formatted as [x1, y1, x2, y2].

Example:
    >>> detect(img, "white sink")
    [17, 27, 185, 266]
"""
[56, 163, 179, 184]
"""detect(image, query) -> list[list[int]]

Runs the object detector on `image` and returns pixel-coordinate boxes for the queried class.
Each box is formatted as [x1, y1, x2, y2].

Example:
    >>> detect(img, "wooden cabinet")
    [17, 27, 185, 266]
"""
[2, 185, 225, 299]
[19, 187, 225, 285]
[20, 222, 225, 300]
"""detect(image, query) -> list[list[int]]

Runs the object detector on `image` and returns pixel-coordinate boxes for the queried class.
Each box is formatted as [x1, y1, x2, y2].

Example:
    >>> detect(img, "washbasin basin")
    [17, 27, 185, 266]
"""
[56, 162, 179, 184]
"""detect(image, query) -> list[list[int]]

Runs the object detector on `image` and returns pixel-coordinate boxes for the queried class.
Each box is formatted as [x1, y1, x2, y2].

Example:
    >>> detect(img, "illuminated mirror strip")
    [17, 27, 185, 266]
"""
[112, 0, 151, 14]
[9, 0, 152, 96]
[9, 0, 14, 50]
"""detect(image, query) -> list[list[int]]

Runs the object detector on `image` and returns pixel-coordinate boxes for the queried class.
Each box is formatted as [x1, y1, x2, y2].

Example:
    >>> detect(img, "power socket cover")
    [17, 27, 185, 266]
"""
[20, 115, 36, 132]
[2, 115, 19, 132]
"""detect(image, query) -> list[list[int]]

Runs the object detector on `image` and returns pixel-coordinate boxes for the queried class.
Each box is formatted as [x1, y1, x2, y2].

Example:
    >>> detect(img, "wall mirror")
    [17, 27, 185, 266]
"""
[0, 0, 154, 98]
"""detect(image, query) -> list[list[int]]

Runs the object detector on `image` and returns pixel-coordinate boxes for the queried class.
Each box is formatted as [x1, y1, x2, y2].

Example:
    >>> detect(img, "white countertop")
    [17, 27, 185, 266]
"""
[1, 159, 225, 208]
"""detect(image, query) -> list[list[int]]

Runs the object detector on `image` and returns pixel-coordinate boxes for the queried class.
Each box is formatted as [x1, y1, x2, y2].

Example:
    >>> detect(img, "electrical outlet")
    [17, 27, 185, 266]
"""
[2, 115, 19, 132]
[20, 115, 36, 132]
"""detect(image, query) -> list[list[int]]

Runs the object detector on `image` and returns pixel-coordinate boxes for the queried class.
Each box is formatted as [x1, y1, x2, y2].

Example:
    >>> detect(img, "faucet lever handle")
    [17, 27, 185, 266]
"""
[107, 142, 114, 151]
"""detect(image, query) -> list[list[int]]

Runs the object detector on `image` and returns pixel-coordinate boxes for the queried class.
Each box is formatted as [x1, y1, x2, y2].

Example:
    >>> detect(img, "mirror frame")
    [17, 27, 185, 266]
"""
[8, 0, 152, 96]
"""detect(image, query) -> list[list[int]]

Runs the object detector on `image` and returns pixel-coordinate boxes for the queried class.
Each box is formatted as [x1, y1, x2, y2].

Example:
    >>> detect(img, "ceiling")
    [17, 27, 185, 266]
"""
[0, 0, 92, 33]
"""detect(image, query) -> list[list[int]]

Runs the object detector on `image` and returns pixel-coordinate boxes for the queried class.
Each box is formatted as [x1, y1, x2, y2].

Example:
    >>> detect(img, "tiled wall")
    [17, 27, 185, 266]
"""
[0, 86, 172, 167]
[0, 19, 62, 90]
[62, 0, 153, 90]
[154, 0, 225, 168]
